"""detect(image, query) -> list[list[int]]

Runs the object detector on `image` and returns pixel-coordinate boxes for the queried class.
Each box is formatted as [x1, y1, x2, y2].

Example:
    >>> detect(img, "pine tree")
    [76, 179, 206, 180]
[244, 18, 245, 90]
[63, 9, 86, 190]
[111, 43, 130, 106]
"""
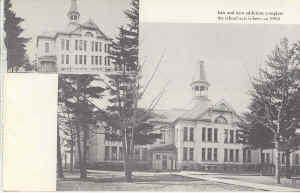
[106, 0, 161, 182]
[4, 0, 30, 72]
[58, 74, 106, 180]
[244, 38, 300, 183]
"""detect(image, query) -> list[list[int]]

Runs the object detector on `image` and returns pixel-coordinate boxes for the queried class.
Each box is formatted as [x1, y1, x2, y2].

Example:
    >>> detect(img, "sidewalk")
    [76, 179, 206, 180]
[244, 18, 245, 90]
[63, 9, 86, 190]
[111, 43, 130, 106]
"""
[178, 171, 300, 192]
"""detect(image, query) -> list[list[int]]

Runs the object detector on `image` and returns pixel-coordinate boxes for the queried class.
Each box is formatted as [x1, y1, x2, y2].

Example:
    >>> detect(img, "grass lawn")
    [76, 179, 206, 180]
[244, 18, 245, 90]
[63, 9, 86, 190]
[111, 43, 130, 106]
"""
[57, 171, 260, 191]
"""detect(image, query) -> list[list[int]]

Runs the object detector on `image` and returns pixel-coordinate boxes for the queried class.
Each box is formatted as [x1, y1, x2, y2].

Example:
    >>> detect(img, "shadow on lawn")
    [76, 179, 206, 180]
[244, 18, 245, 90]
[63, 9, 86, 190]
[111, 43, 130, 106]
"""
[60, 174, 204, 183]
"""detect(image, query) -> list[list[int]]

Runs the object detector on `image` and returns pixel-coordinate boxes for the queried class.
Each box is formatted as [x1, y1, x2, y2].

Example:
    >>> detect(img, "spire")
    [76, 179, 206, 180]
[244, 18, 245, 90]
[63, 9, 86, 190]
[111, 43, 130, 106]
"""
[191, 60, 210, 99]
[192, 60, 209, 85]
[67, 0, 80, 23]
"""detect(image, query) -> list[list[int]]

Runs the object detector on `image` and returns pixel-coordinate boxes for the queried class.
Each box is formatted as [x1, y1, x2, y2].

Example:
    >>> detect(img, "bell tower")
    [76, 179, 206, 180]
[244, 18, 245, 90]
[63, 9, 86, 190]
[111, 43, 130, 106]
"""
[67, 0, 80, 23]
[191, 60, 210, 99]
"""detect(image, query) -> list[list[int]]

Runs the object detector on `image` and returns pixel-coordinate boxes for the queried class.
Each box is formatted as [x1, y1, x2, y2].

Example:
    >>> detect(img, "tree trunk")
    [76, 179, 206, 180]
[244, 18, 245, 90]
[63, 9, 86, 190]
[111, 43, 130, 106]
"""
[70, 136, 74, 173]
[76, 128, 83, 179]
[57, 127, 64, 179]
[80, 129, 88, 179]
[260, 148, 263, 176]
[286, 150, 291, 179]
[274, 133, 281, 184]
[122, 129, 133, 182]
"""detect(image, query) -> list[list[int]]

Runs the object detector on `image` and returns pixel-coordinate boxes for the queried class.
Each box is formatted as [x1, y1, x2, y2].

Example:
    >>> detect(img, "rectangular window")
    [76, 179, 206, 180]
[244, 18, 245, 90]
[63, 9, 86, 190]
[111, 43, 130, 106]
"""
[214, 128, 218, 142]
[92, 41, 94, 52]
[112, 146, 117, 160]
[105, 146, 110, 160]
[248, 150, 252, 162]
[45, 42, 49, 53]
[61, 39, 65, 50]
[282, 153, 285, 164]
[84, 55, 87, 65]
[99, 42, 102, 52]
[183, 147, 188, 161]
[236, 149, 239, 162]
[243, 149, 246, 163]
[261, 153, 265, 163]
[224, 149, 228, 162]
[189, 148, 194, 161]
[266, 153, 270, 164]
[235, 130, 239, 143]
[208, 128, 212, 142]
[230, 149, 234, 162]
[79, 40, 82, 50]
[61, 54, 64, 64]
[99, 56, 102, 65]
[119, 147, 123, 160]
[207, 148, 212, 161]
[91, 56, 94, 65]
[142, 148, 147, 161]
[66, 55, 69, 64]
[296, 154, 299, 165]
[190, 127, 194, 141]
[213, 148, 218, 161]
[66, 40, 69, 50]
[84, 40, 87, 51]
[75, 40, 78, 50]
[230, 130, 234, 143]
[95, 42, 98, 52]
[202, 127, 206, 141]
[183, 127, 188, 141]
[156, 154, 160, 160]
[75, 55, 78, 64]
[135, 148, 140, 161]
[79, 55, 82, 64]
[95, 55, 98, 65]
[224, 129, 228, 143]
[202, 148, 206, 161]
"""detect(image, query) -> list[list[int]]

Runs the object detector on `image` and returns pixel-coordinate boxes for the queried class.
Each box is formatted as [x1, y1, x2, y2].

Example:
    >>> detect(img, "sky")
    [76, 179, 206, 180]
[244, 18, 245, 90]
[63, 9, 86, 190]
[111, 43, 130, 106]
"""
[139, 23, 300, 114]
[11, 0, 131, 59]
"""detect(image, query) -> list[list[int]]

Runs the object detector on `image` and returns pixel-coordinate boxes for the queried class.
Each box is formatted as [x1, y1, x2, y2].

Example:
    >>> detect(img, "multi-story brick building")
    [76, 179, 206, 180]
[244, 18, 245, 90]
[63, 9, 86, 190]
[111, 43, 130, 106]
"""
[36, 0, 113, 73]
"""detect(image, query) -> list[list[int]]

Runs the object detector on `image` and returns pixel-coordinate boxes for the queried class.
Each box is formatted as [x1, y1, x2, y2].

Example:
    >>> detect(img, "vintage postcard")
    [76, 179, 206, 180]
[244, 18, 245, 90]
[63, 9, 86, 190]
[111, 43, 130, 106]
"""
[2, 0, 300, 192]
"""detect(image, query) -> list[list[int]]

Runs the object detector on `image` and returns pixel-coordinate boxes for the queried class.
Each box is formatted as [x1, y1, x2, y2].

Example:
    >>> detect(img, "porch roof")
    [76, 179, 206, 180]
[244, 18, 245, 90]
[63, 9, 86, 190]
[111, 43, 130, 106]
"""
[150, 144, 176, 152]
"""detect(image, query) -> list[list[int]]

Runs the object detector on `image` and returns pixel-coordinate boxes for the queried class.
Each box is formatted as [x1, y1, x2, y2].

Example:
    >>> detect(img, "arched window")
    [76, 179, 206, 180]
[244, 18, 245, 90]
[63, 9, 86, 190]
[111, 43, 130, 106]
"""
[214, 115, 228, 124]
[85, 32, 94, 38]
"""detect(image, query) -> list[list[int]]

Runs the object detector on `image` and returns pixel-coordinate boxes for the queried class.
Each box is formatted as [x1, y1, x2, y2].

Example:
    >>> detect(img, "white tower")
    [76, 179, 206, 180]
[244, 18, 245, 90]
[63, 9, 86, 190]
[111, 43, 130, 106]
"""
[67, 0, 80, 23]
[190, 60, 211, 108]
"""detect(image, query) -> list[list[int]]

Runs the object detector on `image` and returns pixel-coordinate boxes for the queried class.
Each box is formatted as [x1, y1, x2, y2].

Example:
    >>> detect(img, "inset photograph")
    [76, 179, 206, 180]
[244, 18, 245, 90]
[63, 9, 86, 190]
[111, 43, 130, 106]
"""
[5, 0, 138, 73]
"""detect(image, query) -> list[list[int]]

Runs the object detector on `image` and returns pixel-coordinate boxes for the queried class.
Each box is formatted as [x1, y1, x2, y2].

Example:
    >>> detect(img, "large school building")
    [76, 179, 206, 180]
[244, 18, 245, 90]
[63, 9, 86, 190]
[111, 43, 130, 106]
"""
[36, 0, 113, 73]
[80, 61, 300, 172]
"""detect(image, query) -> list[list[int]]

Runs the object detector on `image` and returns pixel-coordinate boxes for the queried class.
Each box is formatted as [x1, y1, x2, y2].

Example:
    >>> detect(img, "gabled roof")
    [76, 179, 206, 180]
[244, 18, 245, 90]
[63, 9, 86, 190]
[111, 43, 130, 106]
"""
[37, 19, 110, 40]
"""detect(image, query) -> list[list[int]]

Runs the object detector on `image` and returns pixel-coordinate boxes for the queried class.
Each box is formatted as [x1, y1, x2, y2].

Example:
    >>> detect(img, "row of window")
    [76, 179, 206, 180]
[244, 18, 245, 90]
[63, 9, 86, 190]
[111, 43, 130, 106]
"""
[202, 127, 218, 142]
[104, 146, 147, 161]
[183, 127, 238, 144]
[61, 54, 111, 65]
[182, 148, 252, 163]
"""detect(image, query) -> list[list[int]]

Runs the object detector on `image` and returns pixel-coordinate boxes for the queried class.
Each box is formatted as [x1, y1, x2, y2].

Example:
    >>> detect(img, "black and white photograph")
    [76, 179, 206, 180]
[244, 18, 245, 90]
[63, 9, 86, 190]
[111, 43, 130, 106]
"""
[4, 0, 135, 73]
[56, 22, 300, 191]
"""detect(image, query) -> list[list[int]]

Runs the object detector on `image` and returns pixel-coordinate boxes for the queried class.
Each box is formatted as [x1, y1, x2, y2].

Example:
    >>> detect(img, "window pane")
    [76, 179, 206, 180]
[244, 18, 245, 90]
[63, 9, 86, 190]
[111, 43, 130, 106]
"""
[208, 148, 212, 161]
[112, 146, 117, 160]
[230, 149, 234, 162]
[214, 128, 218, 142]
[202, 127, 206, 141]
[119, 147, 123, 160]
[236, 149, 239, 162]
[184, 127, 188, 141]
[214, 148, 218, 161]
[208, 128, 212, 142]
[190, 148, 194, 161]
[183, 147, 188, 161]
[224, 149, 228, 162]
[230, 130, 234, 143]
[190, 128, 194, 141]
[224, 129, 228, 143]
[202, 148, 206, 161]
